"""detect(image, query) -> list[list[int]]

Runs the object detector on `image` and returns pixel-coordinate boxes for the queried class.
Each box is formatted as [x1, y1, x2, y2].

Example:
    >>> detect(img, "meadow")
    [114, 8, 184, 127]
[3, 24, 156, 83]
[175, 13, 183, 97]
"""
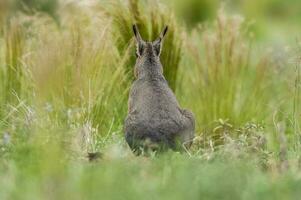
[0, 0, 301, 199]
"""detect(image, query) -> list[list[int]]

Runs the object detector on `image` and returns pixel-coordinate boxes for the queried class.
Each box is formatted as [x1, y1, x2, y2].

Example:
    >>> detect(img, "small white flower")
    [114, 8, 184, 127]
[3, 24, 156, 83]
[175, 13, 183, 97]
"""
[3, 132, 11, 145]
[45, 103, 53, 113]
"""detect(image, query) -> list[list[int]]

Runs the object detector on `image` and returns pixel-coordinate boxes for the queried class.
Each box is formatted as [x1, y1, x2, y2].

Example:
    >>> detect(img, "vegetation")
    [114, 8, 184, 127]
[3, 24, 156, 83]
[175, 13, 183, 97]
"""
[0, 0, 301, 199]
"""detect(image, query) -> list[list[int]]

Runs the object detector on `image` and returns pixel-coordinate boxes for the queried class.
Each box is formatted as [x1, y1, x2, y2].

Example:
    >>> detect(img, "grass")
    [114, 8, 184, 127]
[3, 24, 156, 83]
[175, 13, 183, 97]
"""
[104, 0, 182, 90]
[180, 8, 274, 137]
[0, 0, 301, 199]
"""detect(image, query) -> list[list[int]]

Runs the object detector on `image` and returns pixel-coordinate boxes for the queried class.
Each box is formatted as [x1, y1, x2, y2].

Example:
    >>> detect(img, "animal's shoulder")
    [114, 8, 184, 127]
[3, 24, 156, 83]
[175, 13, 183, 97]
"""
[131, 77, 165, 90]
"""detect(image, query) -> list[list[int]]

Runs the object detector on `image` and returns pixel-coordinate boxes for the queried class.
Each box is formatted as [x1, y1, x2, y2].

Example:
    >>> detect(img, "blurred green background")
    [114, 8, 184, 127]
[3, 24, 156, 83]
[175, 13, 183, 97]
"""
[3, 0, 301, 42]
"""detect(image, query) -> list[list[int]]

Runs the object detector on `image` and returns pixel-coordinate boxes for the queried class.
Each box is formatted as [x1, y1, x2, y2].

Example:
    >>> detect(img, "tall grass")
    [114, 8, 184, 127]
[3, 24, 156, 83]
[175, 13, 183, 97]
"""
[21, 4, 129, 143]
[292, 43, 301, 148]
[0, 17, 32, 131]
[104, 0, 182, 91]
[4, 19, 24, 104]
[180, 8, 273, 138]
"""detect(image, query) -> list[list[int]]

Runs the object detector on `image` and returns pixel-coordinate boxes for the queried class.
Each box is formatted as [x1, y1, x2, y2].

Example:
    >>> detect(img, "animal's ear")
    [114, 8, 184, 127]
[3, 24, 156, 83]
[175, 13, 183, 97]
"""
[153, 26, 168, 56]
[133, 24, 144, 57]
[133, 24, 143, 42]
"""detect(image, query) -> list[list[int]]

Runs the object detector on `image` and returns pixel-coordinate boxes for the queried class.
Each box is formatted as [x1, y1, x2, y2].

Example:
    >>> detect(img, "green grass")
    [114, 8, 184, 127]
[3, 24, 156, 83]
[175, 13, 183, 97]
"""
[1, 137, 301, 200]
[0, 0, 301, 199]
[104, 0, 182, 90]
[179, 8, 275, 136]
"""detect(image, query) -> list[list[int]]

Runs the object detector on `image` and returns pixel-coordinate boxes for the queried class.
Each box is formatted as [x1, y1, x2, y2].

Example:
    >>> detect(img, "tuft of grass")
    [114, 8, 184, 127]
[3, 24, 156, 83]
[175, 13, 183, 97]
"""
[0, 17, 32, 126]
[103, 0, 182, 91]
[21, 4, 129, 143]
[181, 8, 273, 138]
[291, 42, 301, 149]
[4, 19, 25, 105]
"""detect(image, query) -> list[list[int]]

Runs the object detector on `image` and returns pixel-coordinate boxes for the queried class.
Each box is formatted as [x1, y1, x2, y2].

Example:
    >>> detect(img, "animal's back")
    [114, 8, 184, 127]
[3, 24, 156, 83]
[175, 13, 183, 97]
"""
[125, 75, 192, 151]
[132, 76, 181, 122]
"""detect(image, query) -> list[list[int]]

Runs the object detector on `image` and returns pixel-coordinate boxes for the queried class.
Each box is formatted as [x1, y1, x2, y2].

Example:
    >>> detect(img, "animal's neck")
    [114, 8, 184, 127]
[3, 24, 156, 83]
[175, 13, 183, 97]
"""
[138, 61, 164, 80]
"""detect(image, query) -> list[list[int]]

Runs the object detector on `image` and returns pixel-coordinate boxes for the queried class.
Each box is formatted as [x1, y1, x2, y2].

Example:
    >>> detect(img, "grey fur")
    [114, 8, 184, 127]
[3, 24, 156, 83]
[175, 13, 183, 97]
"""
[124, 25, 195, 154]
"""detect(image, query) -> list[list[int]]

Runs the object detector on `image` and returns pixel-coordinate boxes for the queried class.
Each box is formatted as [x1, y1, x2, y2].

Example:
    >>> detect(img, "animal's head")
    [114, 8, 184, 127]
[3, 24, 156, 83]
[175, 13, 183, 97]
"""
[132, 24, 168, 78]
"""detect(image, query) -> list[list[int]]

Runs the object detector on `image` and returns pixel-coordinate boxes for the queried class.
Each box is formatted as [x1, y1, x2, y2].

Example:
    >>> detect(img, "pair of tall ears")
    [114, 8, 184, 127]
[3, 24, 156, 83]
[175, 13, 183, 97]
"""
[133, 24, 168, 57]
